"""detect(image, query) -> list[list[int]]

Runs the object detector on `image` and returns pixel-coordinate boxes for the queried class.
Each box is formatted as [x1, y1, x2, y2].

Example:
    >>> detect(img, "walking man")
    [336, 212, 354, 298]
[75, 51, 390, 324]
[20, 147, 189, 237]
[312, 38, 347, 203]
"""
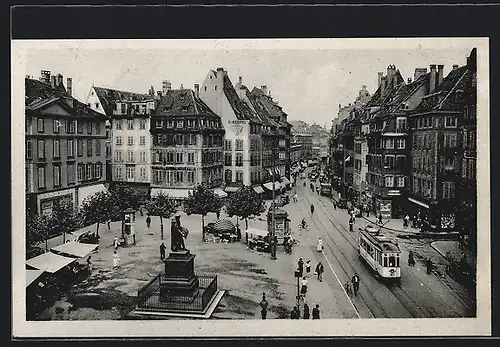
[378, 213, 383, 225]
[351, 273, 360, 296]
[112, 250, 120, 269]
[349, 217, 354, 232]
[300, 276, 308, 298]
[113, 234, 119, 250]
[259, 293, 269, 320]
[317, 238, 323, 253]
[146, 215, 151, 228]
[159, 242, 166, 261]
[315, 261, 324, 282]
[216, 209, 220, 220]
[303, 302, 310, 319]
[310, 203, 315, 216]
[426, 258, 433, 274]
[312, 304, 320, 319]
[298, 258, 304, 277]
[305, 260, 312, 276]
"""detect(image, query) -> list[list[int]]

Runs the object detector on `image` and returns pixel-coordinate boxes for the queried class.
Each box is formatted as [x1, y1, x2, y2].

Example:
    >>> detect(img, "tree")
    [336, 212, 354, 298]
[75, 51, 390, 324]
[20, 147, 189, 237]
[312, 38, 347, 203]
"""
[146, 192, 177, 240]
[26, 210, 49, 253]
[47, 200, 79, 243]
[108, 186, 141, 221]
[225, 185, 266, 230]
[183, 185, 224, 242]
[79, 191, 112, 237]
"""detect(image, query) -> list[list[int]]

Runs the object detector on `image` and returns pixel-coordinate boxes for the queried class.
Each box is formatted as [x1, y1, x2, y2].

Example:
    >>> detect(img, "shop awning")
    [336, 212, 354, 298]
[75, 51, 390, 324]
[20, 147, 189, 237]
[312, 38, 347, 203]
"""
[245, 227, 269, 237]
[26, 252, 76, 273]
[26, 269, 44, 287]
[263, 182, 282, 191]
[151, 188, 192, 199]
[282, 177, 291, 186]
[253, 186, 265, 194]
[213, 187, 228, 198]
[78, 183, 108, 206]
[408, 197, 430, 209]
[224, 185, 242, 193]
[51, 242, 98, 258]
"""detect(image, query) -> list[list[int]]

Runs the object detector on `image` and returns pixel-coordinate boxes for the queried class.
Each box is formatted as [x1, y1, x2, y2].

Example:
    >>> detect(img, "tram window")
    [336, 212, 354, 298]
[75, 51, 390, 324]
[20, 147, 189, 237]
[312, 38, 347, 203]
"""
[396, 256, 400, 267]
[388, 255, 396, 267]
[383, 255, 388, 267]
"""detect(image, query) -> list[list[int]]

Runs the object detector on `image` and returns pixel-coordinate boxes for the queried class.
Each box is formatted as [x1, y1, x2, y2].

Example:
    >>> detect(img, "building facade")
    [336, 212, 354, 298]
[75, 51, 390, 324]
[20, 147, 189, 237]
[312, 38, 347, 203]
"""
[26, 71, 107, 215]
[149, 84, 225, 199]
[87, 86, 157, 198]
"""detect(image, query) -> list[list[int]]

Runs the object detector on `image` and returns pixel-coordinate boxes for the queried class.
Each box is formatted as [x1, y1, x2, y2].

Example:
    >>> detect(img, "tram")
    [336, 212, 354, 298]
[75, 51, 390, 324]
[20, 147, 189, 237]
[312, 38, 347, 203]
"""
[358, 225, 401, 282]
[319, 182, 332, 197]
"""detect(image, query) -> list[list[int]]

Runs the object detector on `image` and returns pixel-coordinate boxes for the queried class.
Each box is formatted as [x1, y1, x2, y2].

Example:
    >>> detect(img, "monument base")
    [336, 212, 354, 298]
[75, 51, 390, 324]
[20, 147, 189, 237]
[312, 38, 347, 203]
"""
[160, 251, 200, 302]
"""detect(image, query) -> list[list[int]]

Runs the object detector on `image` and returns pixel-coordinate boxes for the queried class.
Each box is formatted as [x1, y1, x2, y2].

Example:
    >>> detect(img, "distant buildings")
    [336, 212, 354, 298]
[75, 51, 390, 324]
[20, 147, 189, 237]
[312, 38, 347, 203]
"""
[25, 71, 107, 215]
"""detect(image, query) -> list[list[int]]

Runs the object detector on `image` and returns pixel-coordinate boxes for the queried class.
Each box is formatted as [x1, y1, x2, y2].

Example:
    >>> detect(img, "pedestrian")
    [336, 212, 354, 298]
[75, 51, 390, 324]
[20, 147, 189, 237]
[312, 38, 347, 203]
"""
[216, 209, 220, 220]
[298, 258, 304, 277]
[333, 200, 337, 210]
[139, 205, 144, 216]
[113, 234, 119, 250]
[349, 217, 354, 232]
[290, 305, 300, 319]
[378, 213, 383, 225]
[300, 276, 308, 297]
[317, 238, 323, 252]
[236, 224, 242, 241]
[107, 219, 111, 230]
[408, 251, 415, 266]
[305, 260, 312, 276]
[310, 203, 315, 216]
[366, 207, 370, 218]
[403, 214, 409, 228]
[146, 215, 151, 228]
[303, 302, 310, 319]
[426, 258, 433, 274]
[351, 273, 360, 296]
[315, 262, 324, 281]
[159, 242, 166, 260]
[293, 193, 298, 202]
[312, 304, 320, 319]
[112, 250, 120, 269]
[259, 293, 269, 320]
[86, 255, 92, 271]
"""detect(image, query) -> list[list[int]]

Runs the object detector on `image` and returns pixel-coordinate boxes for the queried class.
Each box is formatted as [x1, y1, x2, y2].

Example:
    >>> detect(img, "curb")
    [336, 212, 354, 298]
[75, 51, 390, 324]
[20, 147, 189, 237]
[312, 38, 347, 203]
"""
[430, 242, 449, 262]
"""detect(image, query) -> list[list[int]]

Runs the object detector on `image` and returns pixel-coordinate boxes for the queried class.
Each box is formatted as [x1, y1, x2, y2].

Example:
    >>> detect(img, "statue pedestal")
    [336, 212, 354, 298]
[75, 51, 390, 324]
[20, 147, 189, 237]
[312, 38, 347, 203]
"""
[160, 251, 200, 302]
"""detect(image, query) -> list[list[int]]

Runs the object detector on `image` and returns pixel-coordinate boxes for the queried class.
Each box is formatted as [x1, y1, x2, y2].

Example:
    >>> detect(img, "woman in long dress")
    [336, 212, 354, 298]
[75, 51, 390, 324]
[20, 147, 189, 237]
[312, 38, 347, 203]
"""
[113, 250, 120, 269]
[317, 238, 323, 252]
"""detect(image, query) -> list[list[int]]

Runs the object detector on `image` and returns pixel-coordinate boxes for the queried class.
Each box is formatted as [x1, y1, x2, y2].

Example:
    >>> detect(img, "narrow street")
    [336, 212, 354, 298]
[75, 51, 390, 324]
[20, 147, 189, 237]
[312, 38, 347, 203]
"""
[288, 174, 474, 318]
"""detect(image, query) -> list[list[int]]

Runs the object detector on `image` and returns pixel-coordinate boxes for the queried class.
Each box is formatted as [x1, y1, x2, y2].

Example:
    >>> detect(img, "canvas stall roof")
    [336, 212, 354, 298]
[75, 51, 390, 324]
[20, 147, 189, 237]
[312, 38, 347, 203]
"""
[245, 227, 269, 237]
[26, 269, 44, 287]
[51, 242, 98, 258]
[150, 188, 192, 199]
[26, 252, 76, 273]
[213, 187, 228, 198]
[253, 186, 265, 194]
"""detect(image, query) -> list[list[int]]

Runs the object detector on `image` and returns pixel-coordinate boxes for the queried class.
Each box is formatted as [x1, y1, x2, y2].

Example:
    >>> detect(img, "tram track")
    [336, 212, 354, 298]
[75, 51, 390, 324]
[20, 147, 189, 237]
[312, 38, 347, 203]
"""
[303, 189, 465, 318]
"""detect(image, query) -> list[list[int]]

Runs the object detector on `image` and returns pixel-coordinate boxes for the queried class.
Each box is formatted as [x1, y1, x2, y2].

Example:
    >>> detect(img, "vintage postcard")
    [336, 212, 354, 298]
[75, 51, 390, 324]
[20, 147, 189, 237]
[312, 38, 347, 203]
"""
[12, 38, 491, 337]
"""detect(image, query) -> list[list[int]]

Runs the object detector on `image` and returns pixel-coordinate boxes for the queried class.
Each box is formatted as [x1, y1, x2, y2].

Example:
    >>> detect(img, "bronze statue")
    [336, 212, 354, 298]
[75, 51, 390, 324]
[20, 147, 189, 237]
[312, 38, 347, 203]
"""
[171, 215, 188, 252]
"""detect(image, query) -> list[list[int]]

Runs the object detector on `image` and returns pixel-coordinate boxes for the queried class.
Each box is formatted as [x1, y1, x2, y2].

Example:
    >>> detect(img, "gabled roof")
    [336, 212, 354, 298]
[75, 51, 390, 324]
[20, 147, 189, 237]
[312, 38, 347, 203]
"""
[153, 89, 219, 118]
[366, 69, 405, 107]
[25, 78, 104, 119]
[222, 73, 261, 122]
[93, 86, 152, 116]
[247, 87, 290, 128]
[412, 65, 470, 114]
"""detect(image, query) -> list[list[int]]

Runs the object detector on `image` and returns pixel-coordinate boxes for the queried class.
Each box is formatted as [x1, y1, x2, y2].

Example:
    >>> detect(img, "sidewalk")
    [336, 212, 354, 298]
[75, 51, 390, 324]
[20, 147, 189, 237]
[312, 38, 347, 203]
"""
[431, 240, 476, 269]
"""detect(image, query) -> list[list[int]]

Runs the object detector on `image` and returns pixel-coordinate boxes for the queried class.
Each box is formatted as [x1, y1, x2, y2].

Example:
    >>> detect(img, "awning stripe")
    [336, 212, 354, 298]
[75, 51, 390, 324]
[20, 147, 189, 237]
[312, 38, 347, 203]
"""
[408, 197, 430, 209]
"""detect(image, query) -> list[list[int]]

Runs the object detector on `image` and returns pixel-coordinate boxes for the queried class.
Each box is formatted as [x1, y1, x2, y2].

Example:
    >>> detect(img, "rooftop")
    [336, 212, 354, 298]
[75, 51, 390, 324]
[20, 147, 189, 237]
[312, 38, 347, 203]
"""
[92, 86, 153, 116]
[153, 89, 219, 118]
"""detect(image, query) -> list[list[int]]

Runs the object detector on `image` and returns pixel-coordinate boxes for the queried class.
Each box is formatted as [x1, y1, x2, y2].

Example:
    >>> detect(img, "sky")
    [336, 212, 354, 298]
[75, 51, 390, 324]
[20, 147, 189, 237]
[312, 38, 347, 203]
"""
[24, 43, 474, 128]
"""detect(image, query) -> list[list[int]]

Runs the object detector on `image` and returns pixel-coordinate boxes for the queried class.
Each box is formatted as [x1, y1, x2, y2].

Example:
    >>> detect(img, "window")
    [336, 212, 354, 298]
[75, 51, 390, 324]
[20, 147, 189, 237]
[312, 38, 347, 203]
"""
[77, 164, 83, 181]
[225, 169, 232, 182]
[442, 181, 456, 199]
[139, 119, 146, 130]
[37, 167, 46, 188]
[177, 120, 184, 128]
[85, 163, 92, 180]
[236, 170, 243, 182]
[37, 118, 44, 133]
[126, 167, 135, 180]
[66, 120, 76, 133]
[139, 136, 146, 145]
[188, 119, 194, 127]
[188, 152, 195, 164]
[236, 153, 243, 166]
[445, 116, 457, 127]
[396, 139, 405, 149]
[116, 120, 123, 130]
[443, 133, 457, 149]
[53, 139, 60, 158]
[397, 176, 405, 187]
[77, 139, 83, 157]
[140, 167, 147, 181]
[96, 123, 101, 134]
[384, 138, 394, 149]
[127, 151, 134, 162]
[37, 140, 45, 159]
[87, 139, 93, 156]
[235, 139, 244, 151]
[127, 120, 134, 130]
[187, 171, 195, 183]
[96, 140, 101, 156]
[115, 136, 122, 146]
[167, 119, 174, 128]
[92, 163, 102, 179]
[224, 153, 232, 166]
[115, 150, 123, 162]
[76, 120, 83, 133]
[67, 163, 75, 184]
[53, 165, 61, 187]
[140, 151, 146, 163]
[384, 155, 395, 169]
[224, 140, 232, 151]
[26, 140, 32, 159]
[87, 121, 93, 134]
[396, 117, 407, 131]
[127, 136, 134, 146]
[53, 119, 61, 133]
[175, 171, 183, 183]
[385, 175, 394, 188]
[115, 167, 123, 180]
[176, 152, 183, 163]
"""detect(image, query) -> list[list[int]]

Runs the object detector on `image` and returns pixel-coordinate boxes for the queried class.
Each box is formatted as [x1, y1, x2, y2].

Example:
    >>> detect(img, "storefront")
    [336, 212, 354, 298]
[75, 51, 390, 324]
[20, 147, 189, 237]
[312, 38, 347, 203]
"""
[37, 188, 76, 217]
[77, 183, 108, 207]
[407, 196, 457, 231]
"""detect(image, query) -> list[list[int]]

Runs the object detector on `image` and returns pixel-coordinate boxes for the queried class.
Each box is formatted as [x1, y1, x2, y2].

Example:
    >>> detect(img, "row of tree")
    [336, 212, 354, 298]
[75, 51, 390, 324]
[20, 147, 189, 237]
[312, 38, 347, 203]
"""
[26, 184, 266, 255]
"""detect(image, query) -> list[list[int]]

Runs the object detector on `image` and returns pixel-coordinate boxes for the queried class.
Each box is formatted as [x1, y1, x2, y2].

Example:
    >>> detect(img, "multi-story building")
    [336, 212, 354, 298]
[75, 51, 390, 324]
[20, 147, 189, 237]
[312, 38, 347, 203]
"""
[149, 84, 225, 200]
[87, 85, 157, 199]
[290, 136, 303, 164]
[409, 52, 476, 231]
[200, 68, 262, 193]
[25, 71, 107, 215]
[290, 121, 313, 161]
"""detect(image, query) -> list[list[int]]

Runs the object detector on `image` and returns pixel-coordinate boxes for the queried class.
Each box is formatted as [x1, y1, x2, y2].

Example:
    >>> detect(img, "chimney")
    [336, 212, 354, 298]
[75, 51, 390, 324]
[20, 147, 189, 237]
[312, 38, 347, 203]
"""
[162, 80, 171, 95]
[429, 65, 437, 93]
[413, 68, 427, 82]
[40, 70, 51, 84]
[56, 73, 63, 87]
[194, 84, 200, 98]
[452, 64, 459, 70]
[261, 85, 268, 96]
[238, 76, 242, 85]
[67, 77, 72, 96]
[437, 65, 444, 86]
[380, 76, 387, 98]
[156, 91, 162, 99]
[407, 78, 412, 84]
[216, 67, 225, 79]
[377, 72, 383, 87]
[50, 75, 57, 89]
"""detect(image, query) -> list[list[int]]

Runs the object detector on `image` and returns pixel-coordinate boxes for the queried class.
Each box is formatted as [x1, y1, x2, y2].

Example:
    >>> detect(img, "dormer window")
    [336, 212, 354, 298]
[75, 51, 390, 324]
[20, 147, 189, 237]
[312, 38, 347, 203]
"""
[167, 119, 174, 128]
[177, 120, 184, 128]
[188, 119, 194, 127]
[155, 120, 164, 129]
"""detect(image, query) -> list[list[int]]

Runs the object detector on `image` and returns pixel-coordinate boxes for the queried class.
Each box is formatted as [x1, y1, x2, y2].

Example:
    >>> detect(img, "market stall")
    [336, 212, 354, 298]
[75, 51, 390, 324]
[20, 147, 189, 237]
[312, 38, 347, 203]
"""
[245, 227, 271, 252]
[51, 242, 98, 258]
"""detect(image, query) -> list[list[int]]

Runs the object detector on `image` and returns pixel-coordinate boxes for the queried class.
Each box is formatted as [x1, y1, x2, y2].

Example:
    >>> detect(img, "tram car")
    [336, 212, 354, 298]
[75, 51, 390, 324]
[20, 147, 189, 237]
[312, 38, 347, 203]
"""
[319, 182, 332, 197]
[358, 225, 401, 282]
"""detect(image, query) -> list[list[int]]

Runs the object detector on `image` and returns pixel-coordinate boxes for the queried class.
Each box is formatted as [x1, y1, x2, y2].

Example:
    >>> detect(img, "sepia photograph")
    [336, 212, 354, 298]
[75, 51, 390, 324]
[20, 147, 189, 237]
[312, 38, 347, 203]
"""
[12, 38, 490, 337]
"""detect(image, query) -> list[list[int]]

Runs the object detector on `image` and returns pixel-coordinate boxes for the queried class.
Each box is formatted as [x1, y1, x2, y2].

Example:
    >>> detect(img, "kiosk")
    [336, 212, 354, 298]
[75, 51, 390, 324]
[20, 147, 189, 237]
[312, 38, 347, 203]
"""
[121, 207, 136, 246]
[267, 208, 290, 245]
